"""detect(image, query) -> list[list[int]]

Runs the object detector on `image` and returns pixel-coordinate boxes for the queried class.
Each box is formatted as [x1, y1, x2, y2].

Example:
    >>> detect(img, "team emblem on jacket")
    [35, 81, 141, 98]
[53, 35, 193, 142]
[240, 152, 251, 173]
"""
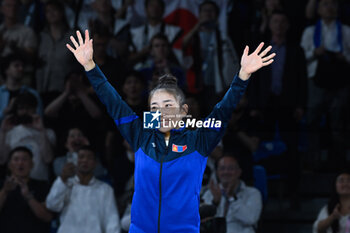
[172, 144, 187, 152]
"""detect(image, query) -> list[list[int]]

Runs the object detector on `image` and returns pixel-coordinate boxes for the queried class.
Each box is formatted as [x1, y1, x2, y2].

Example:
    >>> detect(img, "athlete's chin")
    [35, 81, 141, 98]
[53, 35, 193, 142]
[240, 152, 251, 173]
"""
[158, 126, 172, 133]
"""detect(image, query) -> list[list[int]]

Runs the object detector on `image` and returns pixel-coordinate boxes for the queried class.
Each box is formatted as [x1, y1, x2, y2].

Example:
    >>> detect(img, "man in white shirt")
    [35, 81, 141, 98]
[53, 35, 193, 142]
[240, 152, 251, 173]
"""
[300, 0, 350, 171]
[128, 0, 182, 68]
[46, 145, 121, 233]
[202, 155, 262, 233]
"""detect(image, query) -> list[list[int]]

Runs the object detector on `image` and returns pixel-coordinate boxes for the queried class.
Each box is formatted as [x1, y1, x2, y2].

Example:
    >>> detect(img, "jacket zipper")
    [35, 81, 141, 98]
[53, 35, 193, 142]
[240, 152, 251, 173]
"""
[158, 135, 170, 233]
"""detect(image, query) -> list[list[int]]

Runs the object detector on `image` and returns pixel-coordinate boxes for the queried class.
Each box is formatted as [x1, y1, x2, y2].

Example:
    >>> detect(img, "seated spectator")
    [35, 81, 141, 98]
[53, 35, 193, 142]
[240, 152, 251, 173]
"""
[0, 0, 38, 58]
[201, 155, 263, 233]
[0, 146, 53, 233]
[44, 69, 104, 149]
[53, 127, 106, 179]
[138, 33, 186, 91]
[35, 0, 78, 94]
[0, 92, 56, 181]
[313, 170, 350, 233]
[0, 53, 43, 123]
[127, 0, 182, 68]
[182, 0, 239, 115]
[46, 145, 121, 233]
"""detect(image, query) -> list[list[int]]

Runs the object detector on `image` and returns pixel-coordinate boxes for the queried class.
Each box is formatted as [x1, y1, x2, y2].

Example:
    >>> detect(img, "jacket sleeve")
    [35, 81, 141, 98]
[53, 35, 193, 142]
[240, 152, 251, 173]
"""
[85, 65, 143, 152]
[45, 177, 71, 212]
[195, 74, 249, 156]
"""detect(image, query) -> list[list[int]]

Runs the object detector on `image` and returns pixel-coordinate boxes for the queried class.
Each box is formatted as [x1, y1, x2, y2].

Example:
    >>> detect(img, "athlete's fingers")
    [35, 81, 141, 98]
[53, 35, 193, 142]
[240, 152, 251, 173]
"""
[253, 42, 264, 55]
[66, 43, 75, 53]
[69, 36, 79, 49]
[242, 45, 249, 57]
[259, 45, 272, 57]
[262, 53, 276, 62]
[84, 29, 90, 44]
[76, 30, 84, 45]
[262, 59, 274, 66]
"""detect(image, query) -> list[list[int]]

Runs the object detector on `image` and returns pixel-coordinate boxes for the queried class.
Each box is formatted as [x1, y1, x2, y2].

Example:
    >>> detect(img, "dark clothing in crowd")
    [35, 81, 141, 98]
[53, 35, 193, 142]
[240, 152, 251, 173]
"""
[0, 179, 51, 233]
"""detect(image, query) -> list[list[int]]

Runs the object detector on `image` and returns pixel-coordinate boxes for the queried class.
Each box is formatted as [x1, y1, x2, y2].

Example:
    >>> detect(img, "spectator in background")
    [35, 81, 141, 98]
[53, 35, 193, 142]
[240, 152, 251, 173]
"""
[35, 0, 77, 95]
[0, 53, 43, 123]
[127, 0, 182, 68]
[18, 0, 45, 33]
[227, 0, 256, 55]
[202, 155, 263, 233]
[115, 140, 135, 232]
[53, 127, 107, 179]
[223, 93, 260, 185]
[300, 0, 350, 171]
[0, 0, 38, 58]
[75, 0, 116, 33]
[251, 0, 284, 42]
[305, 0, 319, 24]
[90, 19, 127, 92]
[0, 92, 55, 181]
[182, 0, 239, 116]
[44, 69, 104, 149]
[249, 9, 308, 206]
[104, 71, 145, 198]
[200, 141, 224, 197]
[313, 170, 350, 233]
[113, 0, 145, 34]
[0, 146, 53, 233]
[305, 0, 350, 26]
[120, 70, 147, 115]
[46, 145, 121, 233]
[138, 33, 186, 91]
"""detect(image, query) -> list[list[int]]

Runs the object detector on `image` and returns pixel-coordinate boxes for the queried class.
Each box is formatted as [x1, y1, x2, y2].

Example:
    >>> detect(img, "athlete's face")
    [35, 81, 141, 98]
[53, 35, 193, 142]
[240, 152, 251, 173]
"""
[149, 90, 187, 133]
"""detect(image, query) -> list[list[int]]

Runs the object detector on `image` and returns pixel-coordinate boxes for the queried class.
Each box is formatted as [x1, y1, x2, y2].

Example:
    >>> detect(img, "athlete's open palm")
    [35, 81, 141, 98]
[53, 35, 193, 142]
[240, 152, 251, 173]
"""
[66, 30, 93, 68]
[240, 42, 275, 80]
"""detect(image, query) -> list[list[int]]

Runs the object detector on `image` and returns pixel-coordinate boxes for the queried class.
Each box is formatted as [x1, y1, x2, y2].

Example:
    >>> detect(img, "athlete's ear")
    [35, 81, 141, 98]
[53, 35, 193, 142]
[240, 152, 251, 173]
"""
[181, 104, 189, 116]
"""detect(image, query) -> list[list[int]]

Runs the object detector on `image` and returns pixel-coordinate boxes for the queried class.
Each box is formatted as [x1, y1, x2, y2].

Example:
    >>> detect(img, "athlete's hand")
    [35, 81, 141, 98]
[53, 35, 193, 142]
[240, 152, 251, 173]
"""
[239, 42, 275, 80]
[66, 30, 95, 71]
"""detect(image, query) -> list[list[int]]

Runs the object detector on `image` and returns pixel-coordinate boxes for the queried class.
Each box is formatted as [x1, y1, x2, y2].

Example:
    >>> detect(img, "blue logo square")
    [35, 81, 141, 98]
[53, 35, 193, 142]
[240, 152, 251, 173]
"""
[143, 111, 161, 129]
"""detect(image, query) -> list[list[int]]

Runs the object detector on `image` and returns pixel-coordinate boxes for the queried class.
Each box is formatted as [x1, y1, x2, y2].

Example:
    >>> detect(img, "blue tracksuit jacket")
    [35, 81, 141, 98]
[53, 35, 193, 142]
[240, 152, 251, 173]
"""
[86, 65, 249, 233]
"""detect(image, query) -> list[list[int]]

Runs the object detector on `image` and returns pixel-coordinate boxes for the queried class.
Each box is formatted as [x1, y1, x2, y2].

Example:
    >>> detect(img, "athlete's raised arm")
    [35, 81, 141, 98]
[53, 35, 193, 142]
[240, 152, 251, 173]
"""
[66, 30, 143, 151]
[196, 42, 276, 156]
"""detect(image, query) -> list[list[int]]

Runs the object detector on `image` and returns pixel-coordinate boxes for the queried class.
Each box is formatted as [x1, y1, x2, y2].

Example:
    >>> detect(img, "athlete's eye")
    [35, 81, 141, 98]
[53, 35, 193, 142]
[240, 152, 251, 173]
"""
[165, 104, 172, 108]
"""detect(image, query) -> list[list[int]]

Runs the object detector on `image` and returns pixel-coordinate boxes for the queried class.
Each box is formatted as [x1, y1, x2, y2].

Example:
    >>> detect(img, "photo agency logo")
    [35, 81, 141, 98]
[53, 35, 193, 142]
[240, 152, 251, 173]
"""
[143, 110, 161, 129]
[143, 109, 222, 129]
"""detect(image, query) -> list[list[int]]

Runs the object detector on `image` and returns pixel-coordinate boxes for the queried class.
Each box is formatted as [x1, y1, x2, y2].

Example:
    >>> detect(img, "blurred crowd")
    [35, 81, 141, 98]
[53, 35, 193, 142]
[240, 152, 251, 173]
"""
[0, 0, 349, 232]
